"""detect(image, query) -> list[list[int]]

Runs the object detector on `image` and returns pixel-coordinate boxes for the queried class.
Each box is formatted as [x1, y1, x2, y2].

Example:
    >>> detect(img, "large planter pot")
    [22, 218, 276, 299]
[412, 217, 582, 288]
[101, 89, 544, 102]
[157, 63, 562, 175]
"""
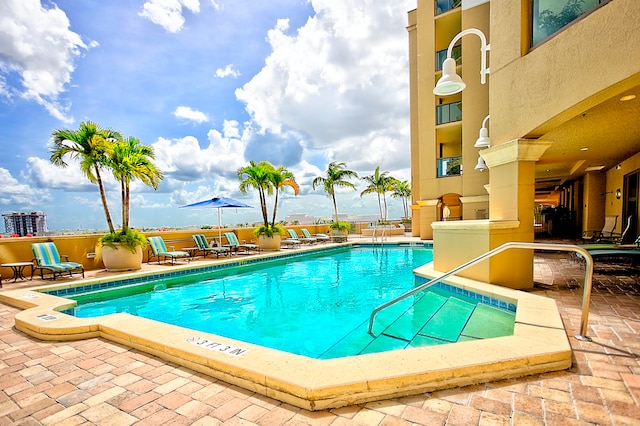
[331, 229, 348, 242]
[257, 234, 282, 251]
[102, 244, 143, 271]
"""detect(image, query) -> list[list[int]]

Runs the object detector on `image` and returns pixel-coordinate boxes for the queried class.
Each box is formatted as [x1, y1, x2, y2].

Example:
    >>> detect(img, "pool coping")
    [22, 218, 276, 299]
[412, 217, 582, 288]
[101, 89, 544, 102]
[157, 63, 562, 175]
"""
[0, 244, 572, 411]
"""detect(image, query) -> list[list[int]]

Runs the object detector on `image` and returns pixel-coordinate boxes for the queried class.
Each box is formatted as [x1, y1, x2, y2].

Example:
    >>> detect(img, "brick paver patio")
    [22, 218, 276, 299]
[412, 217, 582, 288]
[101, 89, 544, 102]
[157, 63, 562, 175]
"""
[1, 242, 639, 425]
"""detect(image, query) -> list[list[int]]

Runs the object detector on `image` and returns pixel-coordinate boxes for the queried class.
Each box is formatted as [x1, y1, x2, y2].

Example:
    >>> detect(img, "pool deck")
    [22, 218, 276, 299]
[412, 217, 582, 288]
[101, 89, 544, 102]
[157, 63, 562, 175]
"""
[1, 235, 640, 424]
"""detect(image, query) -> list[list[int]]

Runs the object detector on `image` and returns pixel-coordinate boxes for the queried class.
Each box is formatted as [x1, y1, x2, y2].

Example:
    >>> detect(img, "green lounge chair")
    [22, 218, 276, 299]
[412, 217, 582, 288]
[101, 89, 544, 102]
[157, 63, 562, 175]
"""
[301, 228, 329, 242]
[147, 236, 190, 264]
[223, 232, 259, 254]
[192, 234, 230, 258]
[31, 242, 84, 280]
[280, 234, 301, 249]
[288, 229, 316, 244]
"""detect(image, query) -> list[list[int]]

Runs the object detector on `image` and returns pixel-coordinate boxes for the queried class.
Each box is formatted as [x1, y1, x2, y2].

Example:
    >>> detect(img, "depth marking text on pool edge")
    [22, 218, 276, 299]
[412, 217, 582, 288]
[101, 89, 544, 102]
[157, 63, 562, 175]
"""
[186, 336, 249, 356]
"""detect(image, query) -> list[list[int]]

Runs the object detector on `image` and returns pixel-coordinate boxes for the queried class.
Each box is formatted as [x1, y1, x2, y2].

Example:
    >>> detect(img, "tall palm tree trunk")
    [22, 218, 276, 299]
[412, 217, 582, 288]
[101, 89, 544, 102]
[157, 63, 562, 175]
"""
[258, 189, 269, 228]
[383, 193, 389, 222]
[331, 191, 340, 223]
[271, 192, 279, 227]
[120, 180, 127, 232]
[95, 166, 115, 233]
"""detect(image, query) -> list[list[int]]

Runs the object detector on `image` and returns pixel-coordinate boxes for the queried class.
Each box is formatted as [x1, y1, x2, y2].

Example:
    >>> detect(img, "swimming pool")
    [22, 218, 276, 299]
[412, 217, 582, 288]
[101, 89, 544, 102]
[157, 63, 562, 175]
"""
[0, 242, 572, 411]
[68, 246, 515, 359]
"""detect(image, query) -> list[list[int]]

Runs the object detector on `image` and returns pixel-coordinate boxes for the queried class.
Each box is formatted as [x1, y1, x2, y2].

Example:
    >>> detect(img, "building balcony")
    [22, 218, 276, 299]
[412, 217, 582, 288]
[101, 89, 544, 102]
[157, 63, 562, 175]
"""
[436, 101, 462, 125]
[437, 156, 462, 178]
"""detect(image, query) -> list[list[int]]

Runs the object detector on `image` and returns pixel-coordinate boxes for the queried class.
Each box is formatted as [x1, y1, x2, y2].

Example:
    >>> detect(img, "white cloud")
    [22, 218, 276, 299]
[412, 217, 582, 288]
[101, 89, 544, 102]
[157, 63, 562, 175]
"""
[152, 120, 249, 183]
[0, 166, 51, 206]
[214, 65, 241, 79]
[0, 0, 92, 122]
[210, 0, 222, 11]
[139, 0, 201, 33]
[25, 157, 102, 191]
[235, 0, 413, 172]
[173, 106, 209, 123]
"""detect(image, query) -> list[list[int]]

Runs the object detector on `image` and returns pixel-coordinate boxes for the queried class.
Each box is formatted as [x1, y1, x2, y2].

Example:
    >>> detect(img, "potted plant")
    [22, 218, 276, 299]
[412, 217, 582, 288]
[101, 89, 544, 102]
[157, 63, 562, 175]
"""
[50, 124, 163, 271]
[238, 160, 298, 251]
[100, 136, 163, 270]
[329, 220, 351, 241]
[99, 228, 148, 271]
[252, 223, 284, 251]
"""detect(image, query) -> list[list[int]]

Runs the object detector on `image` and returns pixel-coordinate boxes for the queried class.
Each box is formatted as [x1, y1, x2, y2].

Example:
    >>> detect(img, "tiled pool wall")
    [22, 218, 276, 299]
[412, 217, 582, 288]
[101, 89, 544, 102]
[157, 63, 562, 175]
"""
[425, 280, 517, 313]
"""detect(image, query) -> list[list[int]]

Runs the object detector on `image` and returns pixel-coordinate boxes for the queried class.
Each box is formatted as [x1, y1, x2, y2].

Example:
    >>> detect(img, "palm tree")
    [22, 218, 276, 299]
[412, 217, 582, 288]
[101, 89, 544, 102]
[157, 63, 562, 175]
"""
[312, 162, 358, 223]
[108, 136, 163, 233]
[237, 160, 276, 229]
[360, 166, 395, 222]
[390, 180, 411, 219]
[50, 121, 122, 233]
[238, 161, 298, 236]
[270, 166, 299, 227]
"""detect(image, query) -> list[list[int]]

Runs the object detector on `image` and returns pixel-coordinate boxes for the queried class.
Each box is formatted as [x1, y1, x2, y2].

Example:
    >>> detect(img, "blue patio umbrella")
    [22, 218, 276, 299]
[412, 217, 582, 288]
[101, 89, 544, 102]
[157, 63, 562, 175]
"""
[179, 196, 253, 242]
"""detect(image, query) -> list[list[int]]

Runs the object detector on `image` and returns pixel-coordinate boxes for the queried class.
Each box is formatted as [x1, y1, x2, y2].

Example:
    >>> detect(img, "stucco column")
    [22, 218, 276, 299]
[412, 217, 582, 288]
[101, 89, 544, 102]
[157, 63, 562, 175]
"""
[431, 139, 551, 289]
[482, 139, 553, 222]
[415, 200, 439, 240]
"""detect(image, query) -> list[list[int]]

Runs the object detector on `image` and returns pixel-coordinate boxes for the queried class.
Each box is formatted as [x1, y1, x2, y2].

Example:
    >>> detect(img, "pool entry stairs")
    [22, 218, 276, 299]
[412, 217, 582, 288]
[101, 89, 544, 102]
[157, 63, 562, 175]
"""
[319, 288, 515, 359]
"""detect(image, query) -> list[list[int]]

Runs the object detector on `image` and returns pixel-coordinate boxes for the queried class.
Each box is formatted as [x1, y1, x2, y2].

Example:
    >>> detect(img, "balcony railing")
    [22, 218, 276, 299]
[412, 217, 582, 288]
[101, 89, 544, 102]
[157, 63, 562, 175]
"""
[435, 0, 461, 16]
[436, 101, 462, 125]
[437, 156, 462, 177]
[436, 44, 462, 71]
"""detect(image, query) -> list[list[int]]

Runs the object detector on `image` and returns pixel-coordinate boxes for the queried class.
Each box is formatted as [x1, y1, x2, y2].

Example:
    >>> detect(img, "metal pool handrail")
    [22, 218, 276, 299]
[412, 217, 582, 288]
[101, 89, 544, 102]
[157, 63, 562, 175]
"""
[367, 242, 595, 341]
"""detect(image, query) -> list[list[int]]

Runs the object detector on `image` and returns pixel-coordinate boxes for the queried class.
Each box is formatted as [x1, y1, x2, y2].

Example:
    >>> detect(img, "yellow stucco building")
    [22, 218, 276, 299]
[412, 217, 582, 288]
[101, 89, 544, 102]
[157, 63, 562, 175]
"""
[409, 0, 640, 288]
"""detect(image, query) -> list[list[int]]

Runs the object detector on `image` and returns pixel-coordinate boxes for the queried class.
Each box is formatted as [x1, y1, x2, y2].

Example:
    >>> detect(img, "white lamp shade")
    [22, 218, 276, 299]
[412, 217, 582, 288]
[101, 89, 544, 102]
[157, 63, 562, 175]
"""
[474, 127, 491, 148]
[433, 58, 466, 96]
[474, 154, 487, 171]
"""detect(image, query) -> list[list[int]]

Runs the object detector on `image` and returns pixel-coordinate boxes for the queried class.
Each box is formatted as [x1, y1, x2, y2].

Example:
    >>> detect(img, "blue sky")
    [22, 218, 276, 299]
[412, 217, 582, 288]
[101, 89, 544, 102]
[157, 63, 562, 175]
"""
[0, 0, 414, 231]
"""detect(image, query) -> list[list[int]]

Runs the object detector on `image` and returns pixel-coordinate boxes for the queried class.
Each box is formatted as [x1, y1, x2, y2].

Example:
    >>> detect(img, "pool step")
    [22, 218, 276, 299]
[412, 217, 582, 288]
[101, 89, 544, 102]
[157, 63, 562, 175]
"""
[381, 292, 448, 341]
[319, 292, 514, 359]
[319, 293, 465, 358]
[413, 297, 476, 343]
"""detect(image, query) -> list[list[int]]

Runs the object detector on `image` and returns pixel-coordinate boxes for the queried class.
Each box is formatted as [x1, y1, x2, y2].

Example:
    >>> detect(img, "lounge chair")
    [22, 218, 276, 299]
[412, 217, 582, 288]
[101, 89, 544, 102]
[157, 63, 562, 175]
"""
[575, 235, 640, 267]
[223, 232, 259, 254]
[582, 215, 618, 242]
[301, 228, 329, 242]
[31, 242, 84, 280]
[192, 234, 230, 258]
[147, 236, 190, 264]
[288, 229, 316, 244]
[280, 235, 301, 249]
[580, 216, 635, 249]
[584, 249, 640, 272]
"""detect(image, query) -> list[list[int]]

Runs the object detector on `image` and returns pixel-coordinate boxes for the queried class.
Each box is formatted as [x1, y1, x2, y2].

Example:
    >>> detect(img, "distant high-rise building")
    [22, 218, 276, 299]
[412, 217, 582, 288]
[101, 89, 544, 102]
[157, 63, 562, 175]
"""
[3, 212, 47, 236]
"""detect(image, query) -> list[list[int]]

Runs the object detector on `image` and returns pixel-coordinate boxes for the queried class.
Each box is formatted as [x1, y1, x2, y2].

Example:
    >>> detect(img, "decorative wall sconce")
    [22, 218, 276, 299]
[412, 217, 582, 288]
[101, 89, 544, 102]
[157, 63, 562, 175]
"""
[433, 28, 490, 96]
[474, 154, 487, 172]
[475, 115, 490, 148]
[616, 188, 621, 199]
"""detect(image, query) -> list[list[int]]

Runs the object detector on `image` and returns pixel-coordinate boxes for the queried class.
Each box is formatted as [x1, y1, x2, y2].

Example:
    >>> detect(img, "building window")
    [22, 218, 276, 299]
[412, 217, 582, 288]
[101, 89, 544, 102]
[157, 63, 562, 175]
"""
[435, 0, 461, 16]
[531, 0, 610, 47]
[435, 44, 462, 71]
[437, 156, 462, 178]
[436, 101, 462, 125]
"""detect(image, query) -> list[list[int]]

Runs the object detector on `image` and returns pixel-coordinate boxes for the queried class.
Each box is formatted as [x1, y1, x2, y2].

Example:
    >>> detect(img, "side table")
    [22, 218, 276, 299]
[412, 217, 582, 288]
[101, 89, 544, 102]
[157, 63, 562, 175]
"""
[1, 262, 34, 286]
[184, 247, 200, 260]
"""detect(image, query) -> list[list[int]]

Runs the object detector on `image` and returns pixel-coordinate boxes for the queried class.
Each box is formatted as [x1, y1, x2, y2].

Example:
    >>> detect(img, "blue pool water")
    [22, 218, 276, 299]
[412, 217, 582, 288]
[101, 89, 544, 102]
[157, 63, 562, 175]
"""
[70, 245, 515, 358]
